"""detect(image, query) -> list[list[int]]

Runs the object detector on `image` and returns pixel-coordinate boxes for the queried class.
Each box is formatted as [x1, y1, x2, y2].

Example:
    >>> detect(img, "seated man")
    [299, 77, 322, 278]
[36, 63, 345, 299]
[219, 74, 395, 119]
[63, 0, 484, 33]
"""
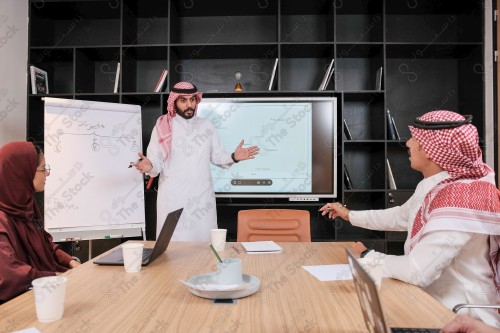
[321, 111, 500, 327]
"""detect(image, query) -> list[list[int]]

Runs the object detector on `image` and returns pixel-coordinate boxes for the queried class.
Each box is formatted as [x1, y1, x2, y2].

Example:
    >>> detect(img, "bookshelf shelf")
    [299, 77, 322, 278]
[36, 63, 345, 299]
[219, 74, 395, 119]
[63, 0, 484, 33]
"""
[27, 0, 487, 256]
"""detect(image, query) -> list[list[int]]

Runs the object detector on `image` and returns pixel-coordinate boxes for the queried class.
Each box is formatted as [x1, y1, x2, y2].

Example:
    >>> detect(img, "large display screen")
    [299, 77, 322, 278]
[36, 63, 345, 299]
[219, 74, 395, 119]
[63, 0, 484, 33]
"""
[197, 97, 337, 199]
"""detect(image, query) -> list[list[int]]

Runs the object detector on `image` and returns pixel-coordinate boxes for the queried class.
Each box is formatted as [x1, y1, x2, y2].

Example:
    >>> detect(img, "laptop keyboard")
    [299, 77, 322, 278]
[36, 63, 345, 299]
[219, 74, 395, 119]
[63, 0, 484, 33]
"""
[392, 328, 440, 333]
[142, 248, 153, 261]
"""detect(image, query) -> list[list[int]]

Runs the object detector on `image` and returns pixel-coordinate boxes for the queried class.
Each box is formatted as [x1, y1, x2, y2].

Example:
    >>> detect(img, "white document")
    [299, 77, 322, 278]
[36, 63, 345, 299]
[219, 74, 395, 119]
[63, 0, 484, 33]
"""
[13, 328, 41, 333]
[302, 264, 353, 281]
[240, 241, 283, 254]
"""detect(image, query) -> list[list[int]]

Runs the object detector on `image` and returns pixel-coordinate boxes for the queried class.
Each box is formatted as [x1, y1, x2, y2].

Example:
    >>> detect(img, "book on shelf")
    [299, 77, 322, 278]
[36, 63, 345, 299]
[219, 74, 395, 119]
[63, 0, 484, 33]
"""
[344, 164, 353, 190]
[386, 159, 397, 190]
[375, 66, 383, 90]
[386, 109, 397, 140]
[343, 119, 353, 140]
[268, 58, 278, 91]
[318, 59, 334, 91]
[390, 114, 400, 140]
[29, 65, 49, 94]
[113, 62, 120, 93]
[324, 62, 335, 90]
[154, 69, 168, 92]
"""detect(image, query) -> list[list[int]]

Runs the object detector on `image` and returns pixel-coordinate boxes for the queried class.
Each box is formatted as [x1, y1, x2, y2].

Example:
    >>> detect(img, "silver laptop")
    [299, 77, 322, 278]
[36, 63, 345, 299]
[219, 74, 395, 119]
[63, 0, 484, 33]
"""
[93, 208, 183, 266]
[345, 247, 440, 333]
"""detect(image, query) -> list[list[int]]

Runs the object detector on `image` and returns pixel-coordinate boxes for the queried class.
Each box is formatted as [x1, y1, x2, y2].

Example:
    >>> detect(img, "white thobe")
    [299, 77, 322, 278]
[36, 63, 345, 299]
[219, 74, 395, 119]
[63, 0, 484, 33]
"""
[146, 115, 234, 241]
[351, 171, 500, 327]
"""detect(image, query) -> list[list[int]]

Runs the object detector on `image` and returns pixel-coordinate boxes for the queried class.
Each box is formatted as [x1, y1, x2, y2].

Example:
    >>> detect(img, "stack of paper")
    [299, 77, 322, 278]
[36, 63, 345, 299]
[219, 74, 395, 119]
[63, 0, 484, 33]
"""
[240, 241, 283, 254]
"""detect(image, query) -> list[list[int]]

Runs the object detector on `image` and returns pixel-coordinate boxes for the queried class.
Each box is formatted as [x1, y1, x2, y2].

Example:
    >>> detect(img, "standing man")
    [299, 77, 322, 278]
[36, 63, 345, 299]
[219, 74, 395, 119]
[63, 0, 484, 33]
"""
[133, 82, 259, 241]
[320, 111, 500, 327]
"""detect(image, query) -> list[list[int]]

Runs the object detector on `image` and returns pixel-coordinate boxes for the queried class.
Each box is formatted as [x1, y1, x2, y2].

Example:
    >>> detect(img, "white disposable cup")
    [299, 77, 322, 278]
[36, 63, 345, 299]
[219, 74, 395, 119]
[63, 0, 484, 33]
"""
[216, 258, 243, 285]
[122, 243, 144, 272]
[211, 229, 227, 252]
[32, 276, 68, 322]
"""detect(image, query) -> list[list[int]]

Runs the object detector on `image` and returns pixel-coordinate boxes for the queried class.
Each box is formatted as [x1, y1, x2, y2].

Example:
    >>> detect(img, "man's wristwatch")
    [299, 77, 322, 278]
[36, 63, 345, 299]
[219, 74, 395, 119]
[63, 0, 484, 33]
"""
[360, 249, 372, 258]
[231, 152, 239, 163]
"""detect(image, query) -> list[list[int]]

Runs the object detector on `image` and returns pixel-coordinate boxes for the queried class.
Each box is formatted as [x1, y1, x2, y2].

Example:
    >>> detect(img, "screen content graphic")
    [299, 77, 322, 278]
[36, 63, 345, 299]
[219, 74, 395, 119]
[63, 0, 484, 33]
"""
[200, 102, 312, 194]
[197, 98, 337, 198]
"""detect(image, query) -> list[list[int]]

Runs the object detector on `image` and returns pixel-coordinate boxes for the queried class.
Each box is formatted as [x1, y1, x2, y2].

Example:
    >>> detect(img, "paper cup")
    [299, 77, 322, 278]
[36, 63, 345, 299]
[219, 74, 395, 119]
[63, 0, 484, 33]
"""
[32, 276, 68, 322]
[216, 258, 243, 285]
[211, 229, 227, 252]
[122, 243, 144, 272]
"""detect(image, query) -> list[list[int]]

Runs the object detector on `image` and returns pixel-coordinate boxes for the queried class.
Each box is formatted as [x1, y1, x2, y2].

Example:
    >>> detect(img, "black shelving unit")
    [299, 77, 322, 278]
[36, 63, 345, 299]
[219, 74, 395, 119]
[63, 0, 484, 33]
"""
[28, 0, 486, 256]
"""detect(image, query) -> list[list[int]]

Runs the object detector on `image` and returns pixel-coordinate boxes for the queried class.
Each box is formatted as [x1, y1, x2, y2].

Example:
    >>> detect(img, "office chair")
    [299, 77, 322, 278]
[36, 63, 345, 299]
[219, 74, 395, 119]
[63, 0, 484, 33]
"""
[237, 209, 311, 242]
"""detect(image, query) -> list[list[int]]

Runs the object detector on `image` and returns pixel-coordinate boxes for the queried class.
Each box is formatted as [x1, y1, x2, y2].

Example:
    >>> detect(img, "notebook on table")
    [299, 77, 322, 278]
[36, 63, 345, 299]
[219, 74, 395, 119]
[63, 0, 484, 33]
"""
[345, 247, 440, 333]
[93, 208, 183, 266]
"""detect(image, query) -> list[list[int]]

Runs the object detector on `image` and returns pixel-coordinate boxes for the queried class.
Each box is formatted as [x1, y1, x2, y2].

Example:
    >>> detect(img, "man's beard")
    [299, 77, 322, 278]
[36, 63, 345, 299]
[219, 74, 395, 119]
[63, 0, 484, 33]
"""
[176, 106, 195, 119]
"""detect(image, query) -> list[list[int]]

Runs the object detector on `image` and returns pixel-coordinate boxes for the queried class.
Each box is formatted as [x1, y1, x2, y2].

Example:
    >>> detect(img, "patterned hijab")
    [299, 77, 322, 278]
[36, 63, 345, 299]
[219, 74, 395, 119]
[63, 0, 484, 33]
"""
[407, 111, 500, 297]
[155, 82, 202, 160]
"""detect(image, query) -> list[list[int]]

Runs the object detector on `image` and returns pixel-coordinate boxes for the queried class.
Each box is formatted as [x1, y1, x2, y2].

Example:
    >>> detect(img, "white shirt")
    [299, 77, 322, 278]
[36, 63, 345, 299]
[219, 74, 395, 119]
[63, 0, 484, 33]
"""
[350, 171, 500, 327]
[146, 115, 233, 241]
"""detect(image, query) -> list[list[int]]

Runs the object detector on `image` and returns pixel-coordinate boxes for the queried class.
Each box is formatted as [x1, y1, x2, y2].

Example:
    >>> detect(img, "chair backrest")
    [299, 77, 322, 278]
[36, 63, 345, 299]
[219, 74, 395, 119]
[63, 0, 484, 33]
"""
[237, 209, 311, 242]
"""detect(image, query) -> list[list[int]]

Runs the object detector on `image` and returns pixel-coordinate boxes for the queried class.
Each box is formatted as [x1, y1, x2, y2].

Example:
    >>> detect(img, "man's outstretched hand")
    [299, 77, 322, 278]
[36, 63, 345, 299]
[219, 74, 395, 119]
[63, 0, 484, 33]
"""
[233, 140, 259, 161]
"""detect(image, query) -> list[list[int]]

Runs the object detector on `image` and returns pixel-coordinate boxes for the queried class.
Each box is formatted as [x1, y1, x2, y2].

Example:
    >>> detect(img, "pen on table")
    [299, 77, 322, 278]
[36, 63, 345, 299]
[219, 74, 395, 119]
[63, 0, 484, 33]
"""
[104, 235, 123, 239]
[128, 158, 143, 168]
[60, 237, 81, 241]
[209, 244, 223, 263]
[232, 245, 241, 254]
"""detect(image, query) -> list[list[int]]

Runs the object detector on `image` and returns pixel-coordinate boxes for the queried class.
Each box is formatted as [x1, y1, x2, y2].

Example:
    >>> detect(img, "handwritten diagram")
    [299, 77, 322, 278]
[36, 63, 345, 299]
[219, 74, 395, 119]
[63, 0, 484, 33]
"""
[51, 119, 139, 154]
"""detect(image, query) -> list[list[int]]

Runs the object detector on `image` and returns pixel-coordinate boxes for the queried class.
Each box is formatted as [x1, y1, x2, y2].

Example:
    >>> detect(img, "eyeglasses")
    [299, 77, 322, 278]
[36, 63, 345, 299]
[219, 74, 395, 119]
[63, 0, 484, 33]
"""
[412, 115, 473, 130]
[37, 164, 51, 176]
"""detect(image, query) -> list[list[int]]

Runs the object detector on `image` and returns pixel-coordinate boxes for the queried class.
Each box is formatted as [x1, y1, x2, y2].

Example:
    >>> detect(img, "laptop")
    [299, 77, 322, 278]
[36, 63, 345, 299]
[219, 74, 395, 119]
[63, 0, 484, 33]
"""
[93, 208, 183, 266]
[345, 247, 440, 333]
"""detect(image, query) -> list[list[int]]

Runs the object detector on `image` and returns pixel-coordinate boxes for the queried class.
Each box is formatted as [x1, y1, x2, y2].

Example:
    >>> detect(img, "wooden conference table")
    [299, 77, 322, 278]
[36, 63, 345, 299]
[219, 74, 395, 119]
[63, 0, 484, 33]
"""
[0, 242, 453, 332]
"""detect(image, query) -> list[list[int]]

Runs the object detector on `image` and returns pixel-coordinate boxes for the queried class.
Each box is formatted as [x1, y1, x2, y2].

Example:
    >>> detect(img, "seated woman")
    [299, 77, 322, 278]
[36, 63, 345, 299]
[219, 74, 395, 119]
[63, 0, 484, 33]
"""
[0, 142, 79, 302]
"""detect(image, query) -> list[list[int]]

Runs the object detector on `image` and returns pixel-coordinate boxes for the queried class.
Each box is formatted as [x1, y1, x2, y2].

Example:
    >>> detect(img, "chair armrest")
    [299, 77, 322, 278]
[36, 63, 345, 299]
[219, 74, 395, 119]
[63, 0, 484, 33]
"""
[453, 303, 500, 313]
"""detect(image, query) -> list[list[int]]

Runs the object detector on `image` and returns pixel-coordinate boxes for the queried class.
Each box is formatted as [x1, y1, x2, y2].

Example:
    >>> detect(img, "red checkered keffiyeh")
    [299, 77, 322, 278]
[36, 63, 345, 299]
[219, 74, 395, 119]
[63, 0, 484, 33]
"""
[409, 110, 487, 180]
[155, 82, 202, 160]
[408, 110, 500, 297]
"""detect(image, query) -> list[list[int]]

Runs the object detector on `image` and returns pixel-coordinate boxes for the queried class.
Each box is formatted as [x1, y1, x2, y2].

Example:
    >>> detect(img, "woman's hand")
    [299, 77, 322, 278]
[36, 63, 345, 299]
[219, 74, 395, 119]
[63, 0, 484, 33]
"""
[69, 259, 81, 268]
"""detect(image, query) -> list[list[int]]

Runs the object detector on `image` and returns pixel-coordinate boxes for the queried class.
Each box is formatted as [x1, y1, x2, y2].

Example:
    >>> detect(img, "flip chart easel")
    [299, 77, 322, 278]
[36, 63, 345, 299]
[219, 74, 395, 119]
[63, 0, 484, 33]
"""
[43, 97, 146, 253]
